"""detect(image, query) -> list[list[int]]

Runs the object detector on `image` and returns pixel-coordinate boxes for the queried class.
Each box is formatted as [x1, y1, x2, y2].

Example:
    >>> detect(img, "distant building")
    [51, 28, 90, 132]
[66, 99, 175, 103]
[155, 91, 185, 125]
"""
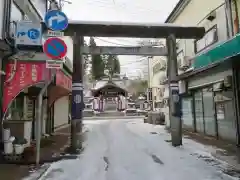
[148, 56, 167, 110]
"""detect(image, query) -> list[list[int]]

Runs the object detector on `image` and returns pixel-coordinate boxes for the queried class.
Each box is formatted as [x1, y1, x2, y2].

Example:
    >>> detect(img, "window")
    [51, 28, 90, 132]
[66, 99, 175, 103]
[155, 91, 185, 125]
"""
[11, 2, 24, 22]
[30, 0, 47, 18]
[5, 95, 24, 120]
[194, 25, 218, 53]
[177, 50, 184, 67]
[9, 2, 24, 37]
[202, 88, 216, 136]
[182, 97, 193, 127]
[148, 88, 152, 101]
[194, 90, 204, 133]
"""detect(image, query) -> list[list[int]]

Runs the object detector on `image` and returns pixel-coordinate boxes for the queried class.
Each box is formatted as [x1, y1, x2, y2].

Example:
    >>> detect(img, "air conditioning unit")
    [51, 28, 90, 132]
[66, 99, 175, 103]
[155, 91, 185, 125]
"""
[179, 56, 191, 70]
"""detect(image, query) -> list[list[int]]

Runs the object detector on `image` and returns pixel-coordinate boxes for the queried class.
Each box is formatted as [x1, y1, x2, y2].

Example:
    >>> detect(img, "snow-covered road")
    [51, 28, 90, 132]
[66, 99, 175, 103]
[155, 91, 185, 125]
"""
[37, 119, 238, 180]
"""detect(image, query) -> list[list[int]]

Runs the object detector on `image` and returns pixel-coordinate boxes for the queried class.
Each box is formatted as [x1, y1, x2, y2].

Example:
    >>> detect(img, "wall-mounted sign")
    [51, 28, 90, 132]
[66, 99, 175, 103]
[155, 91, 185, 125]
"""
[15, 21, 42, 46]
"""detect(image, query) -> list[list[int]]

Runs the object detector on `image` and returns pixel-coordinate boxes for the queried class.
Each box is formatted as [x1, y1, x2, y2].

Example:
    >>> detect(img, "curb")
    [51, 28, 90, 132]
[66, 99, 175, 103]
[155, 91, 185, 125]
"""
[36, 148, 84, 180]
[36, 165, 51, 180]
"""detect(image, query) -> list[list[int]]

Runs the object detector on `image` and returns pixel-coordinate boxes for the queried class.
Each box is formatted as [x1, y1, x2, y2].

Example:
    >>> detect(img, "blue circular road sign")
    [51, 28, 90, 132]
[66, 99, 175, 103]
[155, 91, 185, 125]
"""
[43, 37, 67, 59]
[44, 10, 68, 31]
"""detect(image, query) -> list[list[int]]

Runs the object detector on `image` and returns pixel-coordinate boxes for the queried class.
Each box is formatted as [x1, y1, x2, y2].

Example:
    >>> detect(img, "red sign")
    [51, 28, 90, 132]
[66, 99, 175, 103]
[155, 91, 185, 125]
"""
[56, 70, 72, 91]
[43, 37, 67, 59]
[3, 61, 50, 112]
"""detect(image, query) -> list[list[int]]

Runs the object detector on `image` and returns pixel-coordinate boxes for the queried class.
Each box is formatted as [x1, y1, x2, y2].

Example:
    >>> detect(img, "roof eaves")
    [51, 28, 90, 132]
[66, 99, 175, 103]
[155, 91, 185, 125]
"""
[165, 0, 191, 23]
[161, 63, 220, 84]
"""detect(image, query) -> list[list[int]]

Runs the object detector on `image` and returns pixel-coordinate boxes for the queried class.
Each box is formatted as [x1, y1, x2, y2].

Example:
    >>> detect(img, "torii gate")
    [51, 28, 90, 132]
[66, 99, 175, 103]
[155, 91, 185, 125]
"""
[43, 20, 205, 150]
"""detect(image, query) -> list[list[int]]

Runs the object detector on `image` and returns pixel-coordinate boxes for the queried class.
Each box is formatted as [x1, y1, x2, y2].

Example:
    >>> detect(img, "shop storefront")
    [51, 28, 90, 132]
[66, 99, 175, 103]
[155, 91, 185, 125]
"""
[180, 64, 237, 143]
[47, 69, 71, 132]
[2, 60, 51, 147]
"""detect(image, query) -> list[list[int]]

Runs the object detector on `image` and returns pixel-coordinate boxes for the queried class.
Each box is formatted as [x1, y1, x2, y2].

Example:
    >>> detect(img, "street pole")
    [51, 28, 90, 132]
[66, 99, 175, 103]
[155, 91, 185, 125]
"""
[166, 34, 182, 147]
[35, 81, 50, 166]
[70, 32, 84, 153]
[35, 69, 56, 166]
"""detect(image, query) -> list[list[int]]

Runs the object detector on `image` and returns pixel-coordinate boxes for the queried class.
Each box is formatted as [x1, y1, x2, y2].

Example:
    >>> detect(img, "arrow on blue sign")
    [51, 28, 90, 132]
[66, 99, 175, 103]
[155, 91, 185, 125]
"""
[44, 10, 68, 31]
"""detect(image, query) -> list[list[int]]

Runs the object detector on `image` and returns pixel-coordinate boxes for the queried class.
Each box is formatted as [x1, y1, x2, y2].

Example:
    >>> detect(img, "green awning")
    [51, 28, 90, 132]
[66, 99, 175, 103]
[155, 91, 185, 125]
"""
[194, 34, 240, 69]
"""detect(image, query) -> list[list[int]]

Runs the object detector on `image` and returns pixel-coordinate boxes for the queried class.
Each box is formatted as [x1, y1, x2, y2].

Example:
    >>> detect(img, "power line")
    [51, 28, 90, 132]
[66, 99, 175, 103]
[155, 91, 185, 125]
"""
[87, 0, 164, 14]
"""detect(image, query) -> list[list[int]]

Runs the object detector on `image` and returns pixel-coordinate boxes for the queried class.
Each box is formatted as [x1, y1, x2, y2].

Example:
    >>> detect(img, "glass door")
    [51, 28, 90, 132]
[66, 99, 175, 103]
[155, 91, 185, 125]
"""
[194, 91, 204, 133]
[202, 88, 216, 136]
[182, 97, 194, 128]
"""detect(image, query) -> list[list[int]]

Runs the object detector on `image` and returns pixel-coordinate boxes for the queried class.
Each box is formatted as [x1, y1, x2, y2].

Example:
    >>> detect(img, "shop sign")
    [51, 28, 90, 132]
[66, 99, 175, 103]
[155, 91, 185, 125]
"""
[56, 70, 72, 91]
[3, 62, 49, 112]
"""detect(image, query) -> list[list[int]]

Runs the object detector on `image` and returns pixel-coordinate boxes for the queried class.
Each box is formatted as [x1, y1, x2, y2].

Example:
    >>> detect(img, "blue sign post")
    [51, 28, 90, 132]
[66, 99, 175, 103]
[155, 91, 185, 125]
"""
[44, 10, 68, 31]
[71, 83, 85, 120]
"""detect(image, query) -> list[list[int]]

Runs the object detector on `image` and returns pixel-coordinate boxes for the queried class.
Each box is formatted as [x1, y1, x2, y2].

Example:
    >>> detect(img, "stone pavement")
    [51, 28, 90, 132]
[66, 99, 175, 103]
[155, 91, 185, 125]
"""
[0, 125, 72, 180]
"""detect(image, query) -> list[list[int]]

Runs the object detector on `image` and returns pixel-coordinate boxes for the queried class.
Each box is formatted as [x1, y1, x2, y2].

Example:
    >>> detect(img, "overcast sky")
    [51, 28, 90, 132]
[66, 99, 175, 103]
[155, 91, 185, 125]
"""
[63, 0, 179, 78]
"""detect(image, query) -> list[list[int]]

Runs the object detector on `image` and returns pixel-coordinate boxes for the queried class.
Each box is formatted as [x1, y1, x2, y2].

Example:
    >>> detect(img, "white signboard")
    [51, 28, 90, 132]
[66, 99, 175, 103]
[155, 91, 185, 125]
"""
[15, 21, 42, 46]
[46, 30, 64, 37]
[46, 60, 63, 69]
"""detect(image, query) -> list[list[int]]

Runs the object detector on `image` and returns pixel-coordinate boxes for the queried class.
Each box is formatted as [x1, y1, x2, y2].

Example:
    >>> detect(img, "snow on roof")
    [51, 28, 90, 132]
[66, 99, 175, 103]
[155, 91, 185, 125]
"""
[114, 81, 126, 89]
[92, 80, 127, 91]
[93, 80, 108, 90]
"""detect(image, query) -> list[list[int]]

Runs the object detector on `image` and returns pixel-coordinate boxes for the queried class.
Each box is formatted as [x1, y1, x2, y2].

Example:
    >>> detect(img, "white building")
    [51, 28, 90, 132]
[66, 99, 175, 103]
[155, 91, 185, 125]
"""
[164, 0, 240, 144]
[148, 56, 167, 110]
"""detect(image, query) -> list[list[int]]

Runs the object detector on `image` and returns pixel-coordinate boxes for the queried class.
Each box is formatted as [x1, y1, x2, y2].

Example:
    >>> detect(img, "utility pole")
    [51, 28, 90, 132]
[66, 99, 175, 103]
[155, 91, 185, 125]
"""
[70, 32, 84, 153]
[166, 34, 182, 146]
[147, 56, 153, 111]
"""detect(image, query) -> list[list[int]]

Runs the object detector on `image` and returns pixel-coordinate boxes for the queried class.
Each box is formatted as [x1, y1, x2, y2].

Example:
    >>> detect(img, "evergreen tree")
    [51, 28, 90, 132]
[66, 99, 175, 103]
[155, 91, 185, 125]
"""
[105, 55, 121, 76]
[89, 37, 105, 80]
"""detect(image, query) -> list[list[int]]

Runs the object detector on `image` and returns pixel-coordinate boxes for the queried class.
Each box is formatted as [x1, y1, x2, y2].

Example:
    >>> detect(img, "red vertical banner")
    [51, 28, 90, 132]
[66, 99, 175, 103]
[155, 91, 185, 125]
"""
[3, 61, 49, 113]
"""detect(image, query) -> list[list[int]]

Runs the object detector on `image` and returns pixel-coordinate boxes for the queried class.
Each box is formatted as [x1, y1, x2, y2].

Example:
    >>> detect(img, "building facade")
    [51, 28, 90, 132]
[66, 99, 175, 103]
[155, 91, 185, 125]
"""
[148, 56, 167, 110]
[0, 0, 74, 151]
[164, 0, 240, 144]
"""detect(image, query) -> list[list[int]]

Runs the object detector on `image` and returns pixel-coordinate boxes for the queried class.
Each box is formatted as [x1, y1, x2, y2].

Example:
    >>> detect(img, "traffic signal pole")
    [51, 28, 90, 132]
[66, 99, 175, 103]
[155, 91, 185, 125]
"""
[70, 32, 84, 153]
[166, 34, 182, 146]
